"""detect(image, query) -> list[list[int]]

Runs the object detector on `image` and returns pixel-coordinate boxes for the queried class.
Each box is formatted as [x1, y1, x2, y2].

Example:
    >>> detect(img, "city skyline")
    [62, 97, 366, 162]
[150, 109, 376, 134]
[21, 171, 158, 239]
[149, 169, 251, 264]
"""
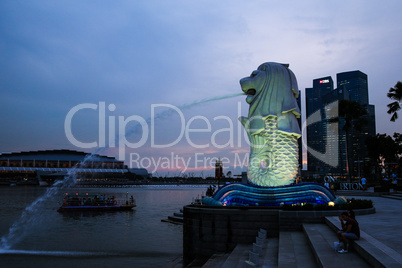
[305, 70, 376, 177]
[1, 1, 401, 176]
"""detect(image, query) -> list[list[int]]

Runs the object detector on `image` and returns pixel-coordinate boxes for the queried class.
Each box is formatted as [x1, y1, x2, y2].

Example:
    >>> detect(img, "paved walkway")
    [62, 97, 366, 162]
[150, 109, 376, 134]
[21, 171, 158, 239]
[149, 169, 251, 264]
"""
[342, 194, 402, 254]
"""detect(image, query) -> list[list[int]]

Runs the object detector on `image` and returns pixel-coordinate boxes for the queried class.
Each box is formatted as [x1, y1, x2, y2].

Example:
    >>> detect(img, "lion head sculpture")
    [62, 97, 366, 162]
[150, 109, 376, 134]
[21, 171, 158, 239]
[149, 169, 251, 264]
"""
[239, 62, 301, 186]
[239, 62, 301, 137]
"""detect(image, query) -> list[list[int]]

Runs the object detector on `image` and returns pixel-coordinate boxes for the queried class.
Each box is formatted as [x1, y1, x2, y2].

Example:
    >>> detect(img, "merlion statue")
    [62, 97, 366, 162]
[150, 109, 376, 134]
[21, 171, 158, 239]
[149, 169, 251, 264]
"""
[239, 62, 301, 186]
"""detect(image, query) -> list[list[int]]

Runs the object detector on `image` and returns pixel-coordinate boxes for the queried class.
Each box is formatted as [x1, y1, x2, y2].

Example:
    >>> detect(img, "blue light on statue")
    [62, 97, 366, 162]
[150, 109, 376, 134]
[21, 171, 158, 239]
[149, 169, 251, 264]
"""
[202, 182, 336, 207]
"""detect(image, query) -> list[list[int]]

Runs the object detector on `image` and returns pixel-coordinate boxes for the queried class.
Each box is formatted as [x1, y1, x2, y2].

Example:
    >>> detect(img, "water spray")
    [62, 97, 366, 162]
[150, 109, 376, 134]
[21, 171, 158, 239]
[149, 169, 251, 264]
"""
[0, 92, 245, 250]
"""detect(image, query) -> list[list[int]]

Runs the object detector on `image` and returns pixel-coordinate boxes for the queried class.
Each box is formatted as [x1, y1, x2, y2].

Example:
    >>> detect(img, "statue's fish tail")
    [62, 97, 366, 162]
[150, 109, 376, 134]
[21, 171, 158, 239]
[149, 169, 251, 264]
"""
[247, 116, 299, 186]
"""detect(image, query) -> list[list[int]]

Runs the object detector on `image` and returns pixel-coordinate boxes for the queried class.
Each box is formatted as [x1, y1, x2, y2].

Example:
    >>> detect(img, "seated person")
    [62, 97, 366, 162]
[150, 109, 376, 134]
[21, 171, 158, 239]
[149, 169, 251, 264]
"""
[337, 211, 360, 253]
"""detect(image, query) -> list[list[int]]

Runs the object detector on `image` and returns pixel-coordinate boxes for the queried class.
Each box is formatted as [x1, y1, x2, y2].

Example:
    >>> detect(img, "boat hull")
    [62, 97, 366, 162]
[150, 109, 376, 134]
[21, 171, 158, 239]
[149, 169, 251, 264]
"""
[57, 204, 136, 212]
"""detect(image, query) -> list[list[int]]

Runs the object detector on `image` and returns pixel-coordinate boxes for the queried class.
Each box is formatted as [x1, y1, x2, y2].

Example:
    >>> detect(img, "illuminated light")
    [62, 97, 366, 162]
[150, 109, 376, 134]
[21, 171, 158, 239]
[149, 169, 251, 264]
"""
[319, 79, 330, 84]
[328, 201, 335, 206]
[207, 182, 336, 207]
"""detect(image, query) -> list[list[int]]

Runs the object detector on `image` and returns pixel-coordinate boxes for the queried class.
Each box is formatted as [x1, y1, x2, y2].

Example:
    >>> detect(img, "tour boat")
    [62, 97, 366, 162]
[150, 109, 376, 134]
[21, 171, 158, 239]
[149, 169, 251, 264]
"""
[57, 193, 136, 212]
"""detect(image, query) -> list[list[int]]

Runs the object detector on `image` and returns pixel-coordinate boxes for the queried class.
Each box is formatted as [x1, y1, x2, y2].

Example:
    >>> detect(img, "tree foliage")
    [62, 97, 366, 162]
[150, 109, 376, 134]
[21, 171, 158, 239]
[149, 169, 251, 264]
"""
[338, 99, 367, 132]
[366, 134, 400, 163]
[366, 133, 402, 177]
[387, 81, 402, 122]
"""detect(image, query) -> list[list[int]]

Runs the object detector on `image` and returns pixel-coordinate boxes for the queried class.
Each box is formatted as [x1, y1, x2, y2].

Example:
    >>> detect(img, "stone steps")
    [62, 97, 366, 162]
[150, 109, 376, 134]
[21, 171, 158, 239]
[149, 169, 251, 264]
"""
[380, 193, 402, 201]
[200, 228, 336, 267]
[161, 209, 183, 224]
[204, 229, 273, 268]
[261, 236, 279, 267]
[201, 252, 230, 268]
[303, 223, 371, 268]
[167, 215, 183, 223]
[199, 215, 402, 268]
[325, 216, 402, 268]
[200, 229, 277, 268]
[202, 243, 252, 268]
[278, 231, 316, 268]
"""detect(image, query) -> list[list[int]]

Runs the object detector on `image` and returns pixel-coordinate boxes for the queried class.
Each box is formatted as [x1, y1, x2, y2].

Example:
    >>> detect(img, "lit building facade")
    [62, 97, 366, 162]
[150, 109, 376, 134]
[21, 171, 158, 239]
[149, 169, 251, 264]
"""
[321, 88, 350, 176]
[305, 77, 334, 174]
[337, 71, 369, 106]
[0, 149, 148, 185]
[306, 71, 376, 178]
[337, 71, 376, 177]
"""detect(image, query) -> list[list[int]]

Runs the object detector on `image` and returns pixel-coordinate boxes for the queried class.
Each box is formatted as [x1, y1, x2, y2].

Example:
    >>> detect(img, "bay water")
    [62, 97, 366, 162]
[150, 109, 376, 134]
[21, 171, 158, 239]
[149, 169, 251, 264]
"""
[0, 185, 205, 268]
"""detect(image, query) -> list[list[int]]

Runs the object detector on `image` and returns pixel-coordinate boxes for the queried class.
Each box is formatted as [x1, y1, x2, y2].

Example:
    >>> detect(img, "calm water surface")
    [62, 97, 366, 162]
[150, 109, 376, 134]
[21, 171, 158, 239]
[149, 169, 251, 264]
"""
[0, 186, 206, 268]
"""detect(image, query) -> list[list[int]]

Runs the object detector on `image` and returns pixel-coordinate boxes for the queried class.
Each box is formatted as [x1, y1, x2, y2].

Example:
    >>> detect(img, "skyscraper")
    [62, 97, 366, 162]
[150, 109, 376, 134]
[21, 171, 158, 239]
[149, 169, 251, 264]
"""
[337, 71, 376, 177]
[337, 71, 369, 106]
[321, 88, 350, 176]
[305, 77, 333, 174]
[305, 71, 376, 178]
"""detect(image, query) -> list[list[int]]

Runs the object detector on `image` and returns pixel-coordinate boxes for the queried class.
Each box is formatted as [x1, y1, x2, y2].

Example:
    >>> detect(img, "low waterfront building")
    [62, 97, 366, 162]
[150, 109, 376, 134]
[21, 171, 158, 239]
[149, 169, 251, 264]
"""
[0, 149, 149, 185]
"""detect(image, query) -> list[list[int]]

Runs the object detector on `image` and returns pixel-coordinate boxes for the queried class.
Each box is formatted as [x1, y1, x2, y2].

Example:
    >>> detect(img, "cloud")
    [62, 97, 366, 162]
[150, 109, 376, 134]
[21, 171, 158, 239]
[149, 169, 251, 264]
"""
[1, 0, 401, 174]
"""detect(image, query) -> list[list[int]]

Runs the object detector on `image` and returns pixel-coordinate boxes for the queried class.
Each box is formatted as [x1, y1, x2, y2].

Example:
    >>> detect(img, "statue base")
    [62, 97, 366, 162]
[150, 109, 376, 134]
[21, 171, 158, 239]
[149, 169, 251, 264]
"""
[202, 182, 336, 206]
[183, 183, 374, 265]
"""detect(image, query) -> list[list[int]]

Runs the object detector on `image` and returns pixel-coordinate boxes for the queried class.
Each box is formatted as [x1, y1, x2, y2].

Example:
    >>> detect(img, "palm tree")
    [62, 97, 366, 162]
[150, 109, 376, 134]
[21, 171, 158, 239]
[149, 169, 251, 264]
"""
[387, 81, 402, 122]
[366, 133, 400, 179]
[339, 100, 367, 133]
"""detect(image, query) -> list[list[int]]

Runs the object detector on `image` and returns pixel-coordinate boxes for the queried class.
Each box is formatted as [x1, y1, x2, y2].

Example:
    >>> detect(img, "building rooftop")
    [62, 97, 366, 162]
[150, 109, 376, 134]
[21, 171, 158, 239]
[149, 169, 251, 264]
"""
[0, 149, 121, 163]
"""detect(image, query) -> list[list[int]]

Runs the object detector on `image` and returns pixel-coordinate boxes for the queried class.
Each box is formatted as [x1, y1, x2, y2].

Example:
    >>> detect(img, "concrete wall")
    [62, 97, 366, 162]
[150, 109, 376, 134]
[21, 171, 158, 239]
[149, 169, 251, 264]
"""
[183, 206, 278, 264]
[183, 205, 375, 265]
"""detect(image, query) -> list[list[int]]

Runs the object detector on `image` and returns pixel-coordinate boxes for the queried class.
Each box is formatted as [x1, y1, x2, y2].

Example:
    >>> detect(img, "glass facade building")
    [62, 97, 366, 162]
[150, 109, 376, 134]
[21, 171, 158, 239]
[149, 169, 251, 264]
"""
[321, 88, 350, 176]
[337, 71, 375, 177]
[305, 71, 376, 178]
[337, 71, 369, 106]
[305, 77, 333, 174]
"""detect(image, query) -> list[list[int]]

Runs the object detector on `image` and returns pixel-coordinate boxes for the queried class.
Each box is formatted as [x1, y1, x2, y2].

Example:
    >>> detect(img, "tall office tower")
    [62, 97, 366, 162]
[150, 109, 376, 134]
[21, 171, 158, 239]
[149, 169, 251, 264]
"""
[321, 88, 350, 176]
[336, 71, 376, 177]
[306, 71, 376, 178]
[305, 77, 333, 174]
[337, 71, 369, 106]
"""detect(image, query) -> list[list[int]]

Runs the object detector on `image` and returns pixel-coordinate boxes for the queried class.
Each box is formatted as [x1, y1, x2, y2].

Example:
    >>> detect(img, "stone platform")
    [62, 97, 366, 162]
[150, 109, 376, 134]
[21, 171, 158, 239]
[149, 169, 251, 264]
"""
[175, 192, 401, 267]
[182, 202, 375, 266]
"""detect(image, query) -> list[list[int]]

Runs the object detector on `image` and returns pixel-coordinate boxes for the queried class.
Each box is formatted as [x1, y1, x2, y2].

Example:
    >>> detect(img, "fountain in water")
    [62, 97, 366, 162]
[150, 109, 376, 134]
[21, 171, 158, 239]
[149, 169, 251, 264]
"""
[0, 92, 245, 250]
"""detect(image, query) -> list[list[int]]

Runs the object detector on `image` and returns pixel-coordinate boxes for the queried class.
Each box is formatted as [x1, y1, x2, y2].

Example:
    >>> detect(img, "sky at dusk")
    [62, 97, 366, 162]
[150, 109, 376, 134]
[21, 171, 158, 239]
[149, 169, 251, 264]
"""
[1, 1, 401, 176]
